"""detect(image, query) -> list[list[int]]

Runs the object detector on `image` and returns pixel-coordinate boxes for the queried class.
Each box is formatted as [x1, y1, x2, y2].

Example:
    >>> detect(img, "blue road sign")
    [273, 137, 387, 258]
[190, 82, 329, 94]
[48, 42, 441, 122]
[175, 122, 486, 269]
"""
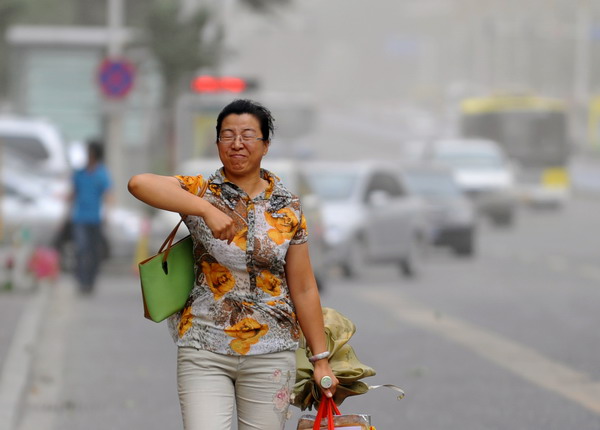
[97, 58, 135, 99]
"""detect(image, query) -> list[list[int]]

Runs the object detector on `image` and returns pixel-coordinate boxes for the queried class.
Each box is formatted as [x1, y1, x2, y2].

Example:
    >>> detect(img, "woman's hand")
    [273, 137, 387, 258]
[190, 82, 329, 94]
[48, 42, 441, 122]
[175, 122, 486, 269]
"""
[200, 203, 237, 244]
[312, 359, 338, 399]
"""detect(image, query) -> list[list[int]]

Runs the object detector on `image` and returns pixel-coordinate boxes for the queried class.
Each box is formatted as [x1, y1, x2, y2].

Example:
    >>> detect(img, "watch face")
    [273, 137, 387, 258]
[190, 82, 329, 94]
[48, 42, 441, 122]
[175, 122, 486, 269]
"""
[320, 376, 333, 388]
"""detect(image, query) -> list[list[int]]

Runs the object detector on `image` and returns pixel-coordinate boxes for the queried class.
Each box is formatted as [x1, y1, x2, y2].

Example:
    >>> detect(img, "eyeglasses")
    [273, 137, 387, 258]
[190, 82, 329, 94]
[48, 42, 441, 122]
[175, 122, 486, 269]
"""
[218, 132, 265, 145]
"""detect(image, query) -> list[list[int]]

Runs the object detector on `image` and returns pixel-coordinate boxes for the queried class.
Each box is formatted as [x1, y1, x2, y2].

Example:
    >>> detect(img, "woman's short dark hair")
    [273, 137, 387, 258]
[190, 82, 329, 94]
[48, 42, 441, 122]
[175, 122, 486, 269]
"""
[216, 99, 275, 142]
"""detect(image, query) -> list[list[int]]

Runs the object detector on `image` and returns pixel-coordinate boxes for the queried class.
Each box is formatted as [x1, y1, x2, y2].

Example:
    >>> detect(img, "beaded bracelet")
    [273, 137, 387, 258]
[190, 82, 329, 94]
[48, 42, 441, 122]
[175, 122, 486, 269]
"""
[308, 351, 330, 363]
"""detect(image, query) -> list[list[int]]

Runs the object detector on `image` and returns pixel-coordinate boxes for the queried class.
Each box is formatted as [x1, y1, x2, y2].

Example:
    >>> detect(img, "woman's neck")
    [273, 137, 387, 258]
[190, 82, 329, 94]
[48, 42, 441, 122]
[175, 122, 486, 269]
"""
[225, 170, 268, 199]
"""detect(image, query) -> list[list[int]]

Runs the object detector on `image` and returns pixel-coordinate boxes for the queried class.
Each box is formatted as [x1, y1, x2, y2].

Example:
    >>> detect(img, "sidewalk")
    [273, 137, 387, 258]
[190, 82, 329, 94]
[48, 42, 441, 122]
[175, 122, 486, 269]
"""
[0, 292, 31, 371]
[0, 280, 50, 430]
[13, 261, 181, 430]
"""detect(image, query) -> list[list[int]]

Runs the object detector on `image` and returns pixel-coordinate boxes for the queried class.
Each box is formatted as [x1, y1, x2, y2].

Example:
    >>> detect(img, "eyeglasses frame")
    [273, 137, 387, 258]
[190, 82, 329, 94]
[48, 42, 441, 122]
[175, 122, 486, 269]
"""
[217, 133, 266, 145]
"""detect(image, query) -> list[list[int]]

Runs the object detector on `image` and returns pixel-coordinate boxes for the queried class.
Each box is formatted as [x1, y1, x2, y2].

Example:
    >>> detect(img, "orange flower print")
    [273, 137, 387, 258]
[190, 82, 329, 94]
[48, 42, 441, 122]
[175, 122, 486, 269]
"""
[265, 208, 299, 245]
[208, 183, 221, 197]
[232, 226, 248, 251]
[201, 261, 235, 300]
[176, 175, 204, 195]
[256, 270, 282, 297]
[224, 318, 269, 355]
[178, 306, 194, 338]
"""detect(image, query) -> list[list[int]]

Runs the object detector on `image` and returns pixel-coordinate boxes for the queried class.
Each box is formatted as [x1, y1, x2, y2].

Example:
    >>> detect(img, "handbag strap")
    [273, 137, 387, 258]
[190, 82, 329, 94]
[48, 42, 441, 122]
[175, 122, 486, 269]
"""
[158, 178, 209, 263]
[313, 397, 340, 430]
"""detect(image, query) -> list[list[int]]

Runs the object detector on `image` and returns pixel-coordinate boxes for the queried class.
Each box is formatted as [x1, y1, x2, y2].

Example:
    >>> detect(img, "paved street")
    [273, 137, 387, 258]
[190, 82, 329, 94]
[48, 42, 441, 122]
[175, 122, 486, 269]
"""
[1, 190, 599, 430]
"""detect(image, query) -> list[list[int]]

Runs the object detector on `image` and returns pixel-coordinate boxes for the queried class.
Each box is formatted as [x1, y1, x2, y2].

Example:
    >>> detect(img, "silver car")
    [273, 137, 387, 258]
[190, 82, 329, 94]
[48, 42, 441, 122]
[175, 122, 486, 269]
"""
[424, 138, 517, 226]
[402, 164, 477, 256]
[303, 161, 428, 278]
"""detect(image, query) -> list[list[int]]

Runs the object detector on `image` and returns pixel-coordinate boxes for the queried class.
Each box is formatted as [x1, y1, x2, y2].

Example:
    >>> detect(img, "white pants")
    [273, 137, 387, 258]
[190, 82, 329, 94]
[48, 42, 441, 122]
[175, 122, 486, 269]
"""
[177, 347, 296, 430]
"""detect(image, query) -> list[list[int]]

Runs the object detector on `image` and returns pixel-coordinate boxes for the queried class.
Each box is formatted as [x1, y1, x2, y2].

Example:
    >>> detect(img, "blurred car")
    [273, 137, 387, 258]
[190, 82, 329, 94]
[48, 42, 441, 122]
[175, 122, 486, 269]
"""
[0, 115, 71, 179]
[149, 158, 329, 289]
[424, 138, 517, 226]
[0, 116, 144, 268]
[0, 116, 72, 247]
[303, 161, 428, 278]
[1, 167, 67, 246]
[402, 164, 476, 256]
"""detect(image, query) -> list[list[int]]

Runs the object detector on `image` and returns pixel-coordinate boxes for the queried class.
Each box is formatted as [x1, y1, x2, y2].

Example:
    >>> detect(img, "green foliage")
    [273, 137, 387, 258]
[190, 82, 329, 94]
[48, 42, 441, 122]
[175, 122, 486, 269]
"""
[0, 0, 22, 28]
[240, 0, 292, 13]
[143, 0, 222, 105]
[6, 0, 78, 26]
[0, 0, 23, 100]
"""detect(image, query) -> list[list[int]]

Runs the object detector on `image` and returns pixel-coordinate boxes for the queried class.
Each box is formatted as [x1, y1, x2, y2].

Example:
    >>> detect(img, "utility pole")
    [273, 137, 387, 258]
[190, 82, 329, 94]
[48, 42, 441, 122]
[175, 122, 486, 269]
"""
[574, 0, 591, 148]
[105, 0, 126, 205]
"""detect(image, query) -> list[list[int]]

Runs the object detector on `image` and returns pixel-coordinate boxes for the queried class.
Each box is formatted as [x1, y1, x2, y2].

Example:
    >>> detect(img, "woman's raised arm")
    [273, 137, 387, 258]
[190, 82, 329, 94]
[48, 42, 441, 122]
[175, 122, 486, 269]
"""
[128, 173, 237, 243]
[128, 174, 209, 215]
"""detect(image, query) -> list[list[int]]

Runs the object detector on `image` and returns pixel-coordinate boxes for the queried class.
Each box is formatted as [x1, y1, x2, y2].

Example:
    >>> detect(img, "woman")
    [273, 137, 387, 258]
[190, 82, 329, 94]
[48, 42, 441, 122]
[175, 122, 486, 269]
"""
[128, 99, 337, 429]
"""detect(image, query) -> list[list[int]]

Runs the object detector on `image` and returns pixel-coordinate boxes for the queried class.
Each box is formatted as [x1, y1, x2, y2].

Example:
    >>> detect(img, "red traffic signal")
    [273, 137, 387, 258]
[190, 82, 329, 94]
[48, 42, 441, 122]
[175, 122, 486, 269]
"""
[191, 76, 247, 93]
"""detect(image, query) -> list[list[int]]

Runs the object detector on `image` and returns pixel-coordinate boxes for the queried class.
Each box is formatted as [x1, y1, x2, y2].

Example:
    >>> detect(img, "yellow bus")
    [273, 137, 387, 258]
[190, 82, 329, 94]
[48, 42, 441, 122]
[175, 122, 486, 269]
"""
[459, 94, 570, 205]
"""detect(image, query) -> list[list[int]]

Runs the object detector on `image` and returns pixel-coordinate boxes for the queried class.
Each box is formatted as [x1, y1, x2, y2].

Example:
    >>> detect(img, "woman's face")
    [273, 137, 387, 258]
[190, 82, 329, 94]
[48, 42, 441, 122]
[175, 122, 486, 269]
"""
[217, 113, 269, 178]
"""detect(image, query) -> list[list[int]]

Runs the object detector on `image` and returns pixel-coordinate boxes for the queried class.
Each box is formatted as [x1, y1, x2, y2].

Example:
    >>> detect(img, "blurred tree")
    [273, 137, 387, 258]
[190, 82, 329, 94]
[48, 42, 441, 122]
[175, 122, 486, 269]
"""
[240, 0, 292, 12]
[143, 1, 220, 112]
[0, 0, 22, 105]
[141, 0, 290, 172]
[141, 0, 222, 172]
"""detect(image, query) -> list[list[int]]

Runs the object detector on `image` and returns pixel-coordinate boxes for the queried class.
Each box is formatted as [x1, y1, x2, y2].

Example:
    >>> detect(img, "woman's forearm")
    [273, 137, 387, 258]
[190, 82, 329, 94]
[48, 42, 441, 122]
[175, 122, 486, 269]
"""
[286, 243, 328, 355]
[127, 173, 211, 216]
[294, 286, 329, 356]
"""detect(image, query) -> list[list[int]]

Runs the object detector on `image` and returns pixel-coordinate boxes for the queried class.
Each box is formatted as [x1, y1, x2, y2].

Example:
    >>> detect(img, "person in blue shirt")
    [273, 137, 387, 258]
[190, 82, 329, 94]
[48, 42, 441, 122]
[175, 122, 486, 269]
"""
[70, 140, 112, 294]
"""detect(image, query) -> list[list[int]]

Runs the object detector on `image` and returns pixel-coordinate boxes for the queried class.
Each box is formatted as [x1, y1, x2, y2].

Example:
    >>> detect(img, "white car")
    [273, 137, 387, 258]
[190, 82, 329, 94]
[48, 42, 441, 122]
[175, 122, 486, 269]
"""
[425, 138, 517, 226]
[149, 158, 330, 289]
[0, 115, 71, 177]
[1, 167, 67, 246]
[303, 161, 428, 278]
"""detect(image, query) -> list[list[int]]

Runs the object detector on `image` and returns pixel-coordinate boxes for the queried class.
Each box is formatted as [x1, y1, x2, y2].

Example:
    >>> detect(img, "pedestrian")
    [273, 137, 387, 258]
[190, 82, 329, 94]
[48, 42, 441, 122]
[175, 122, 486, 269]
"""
[128, 99, 338, 429]
[70, 139, 112, 294]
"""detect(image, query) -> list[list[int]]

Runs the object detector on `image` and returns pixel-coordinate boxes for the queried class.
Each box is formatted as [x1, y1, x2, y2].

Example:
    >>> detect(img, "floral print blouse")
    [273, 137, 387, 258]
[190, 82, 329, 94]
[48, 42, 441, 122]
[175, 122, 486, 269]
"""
[167, 168, 308, 356]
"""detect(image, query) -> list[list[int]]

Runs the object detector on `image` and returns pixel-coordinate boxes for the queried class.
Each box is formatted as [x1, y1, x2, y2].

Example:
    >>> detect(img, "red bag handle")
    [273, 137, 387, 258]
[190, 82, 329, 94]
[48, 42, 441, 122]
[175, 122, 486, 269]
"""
[313, 397, 341, 430]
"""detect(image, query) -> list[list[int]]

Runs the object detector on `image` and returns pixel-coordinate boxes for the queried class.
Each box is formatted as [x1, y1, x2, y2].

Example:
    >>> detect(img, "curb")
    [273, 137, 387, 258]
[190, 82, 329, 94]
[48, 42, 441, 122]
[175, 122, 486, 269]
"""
[0, 283, 50, 430]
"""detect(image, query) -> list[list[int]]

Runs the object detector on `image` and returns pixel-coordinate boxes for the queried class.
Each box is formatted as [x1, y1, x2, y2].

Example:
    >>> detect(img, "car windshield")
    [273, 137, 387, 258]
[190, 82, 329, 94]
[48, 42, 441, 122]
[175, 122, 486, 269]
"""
[434, 149, 504, 169]
[307, 171, 358, 201]
[404, 171, 461, 197]
[0, 134, 49, 161]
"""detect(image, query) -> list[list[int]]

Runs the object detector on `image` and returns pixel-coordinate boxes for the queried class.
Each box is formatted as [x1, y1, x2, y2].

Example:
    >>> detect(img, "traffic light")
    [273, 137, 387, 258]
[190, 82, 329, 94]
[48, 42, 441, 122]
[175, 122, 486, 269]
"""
[191, 76, 246, 93]
[190, 76, 258, 93]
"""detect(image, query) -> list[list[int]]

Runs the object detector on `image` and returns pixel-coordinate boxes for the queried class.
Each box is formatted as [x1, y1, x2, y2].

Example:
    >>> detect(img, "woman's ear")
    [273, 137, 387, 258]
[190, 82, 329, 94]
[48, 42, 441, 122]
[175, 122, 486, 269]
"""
[263, 141, 270, 156]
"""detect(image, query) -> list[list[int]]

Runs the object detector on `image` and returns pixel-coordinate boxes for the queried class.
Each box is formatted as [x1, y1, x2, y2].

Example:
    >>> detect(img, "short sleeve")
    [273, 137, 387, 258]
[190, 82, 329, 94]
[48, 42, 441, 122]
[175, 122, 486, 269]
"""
[102, 168, 112, 192]
[174, 174, 206, 196]
[290, 210, 308, 245]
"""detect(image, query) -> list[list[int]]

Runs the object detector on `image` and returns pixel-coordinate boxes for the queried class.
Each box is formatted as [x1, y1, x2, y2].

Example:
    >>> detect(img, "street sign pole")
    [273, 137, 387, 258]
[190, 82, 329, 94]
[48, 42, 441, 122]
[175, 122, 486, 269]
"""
[105, 0, 126, 207]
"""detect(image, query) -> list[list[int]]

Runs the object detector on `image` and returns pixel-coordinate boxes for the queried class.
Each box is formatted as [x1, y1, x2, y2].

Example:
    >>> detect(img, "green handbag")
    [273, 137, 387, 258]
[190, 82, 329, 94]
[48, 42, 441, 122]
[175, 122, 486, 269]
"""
[138, 223, 195, 322]
[138, 181, 207, 323]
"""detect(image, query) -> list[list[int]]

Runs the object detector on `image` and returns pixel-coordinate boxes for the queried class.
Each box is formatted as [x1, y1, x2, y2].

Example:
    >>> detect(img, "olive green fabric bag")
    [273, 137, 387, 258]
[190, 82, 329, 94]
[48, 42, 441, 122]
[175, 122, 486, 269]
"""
[138, 225, 195, 323]
[293, 307, 404, 410]
[293, 307, 376, 410]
